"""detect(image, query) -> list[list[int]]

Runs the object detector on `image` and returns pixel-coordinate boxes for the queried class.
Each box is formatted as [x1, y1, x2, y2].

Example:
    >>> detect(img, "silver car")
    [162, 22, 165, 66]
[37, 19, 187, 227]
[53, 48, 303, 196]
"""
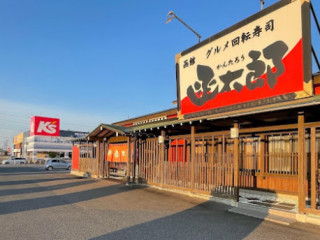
[45, 159, 71, 171]
[2, 157, 27, 165]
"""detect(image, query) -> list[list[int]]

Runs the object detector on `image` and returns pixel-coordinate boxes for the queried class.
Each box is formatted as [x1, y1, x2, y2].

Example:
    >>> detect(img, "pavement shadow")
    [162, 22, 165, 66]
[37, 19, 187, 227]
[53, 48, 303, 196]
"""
[0, 170, 66, 176]
[0, 179, 98, 196]
[0, 166, 44, 174]
[90, 200, 264, 240]
[0, 172, 52, 176]
[0, 183, 145, 215]
[0, 177, 73, 187]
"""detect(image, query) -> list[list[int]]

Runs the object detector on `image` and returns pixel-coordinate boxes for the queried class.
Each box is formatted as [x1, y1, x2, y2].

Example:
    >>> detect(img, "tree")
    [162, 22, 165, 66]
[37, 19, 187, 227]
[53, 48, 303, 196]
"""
[48, 152, 58, 158]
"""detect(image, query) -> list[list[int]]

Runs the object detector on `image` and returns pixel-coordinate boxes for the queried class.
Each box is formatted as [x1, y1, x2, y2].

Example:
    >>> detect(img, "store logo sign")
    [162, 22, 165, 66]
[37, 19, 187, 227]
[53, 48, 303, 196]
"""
[37, 121, 58, 134]
[30, 116, 60, 136]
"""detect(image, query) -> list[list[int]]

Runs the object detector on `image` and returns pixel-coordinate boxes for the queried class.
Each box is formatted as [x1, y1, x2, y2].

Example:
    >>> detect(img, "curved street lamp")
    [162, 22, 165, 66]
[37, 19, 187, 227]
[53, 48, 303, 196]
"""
[260, 0, 265, 10]
[166, 11, 201, 43]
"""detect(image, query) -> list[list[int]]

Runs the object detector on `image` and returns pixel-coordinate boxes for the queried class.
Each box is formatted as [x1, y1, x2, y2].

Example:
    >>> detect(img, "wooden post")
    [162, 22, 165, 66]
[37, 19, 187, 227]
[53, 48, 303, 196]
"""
[160, 130, 165, 187]
[96, 141, 101, 178]
[96, 141, 100, 177]
[126, 136, 131, 184]
[311, 127, 316, 210]
[105, 140, 110, 178]
[298, 112, 305, 213]
[132, 137, 137, 183]
[191, 126, 195, 192]
[218, 137, 222, 187]
[78, 142, 82, 172]
[138, 138, 142, 182]
[102, 141, 105, 178]
[86, 141, 89, 159]
[259, 134, 265, 175]
[233, 122, 240, 202]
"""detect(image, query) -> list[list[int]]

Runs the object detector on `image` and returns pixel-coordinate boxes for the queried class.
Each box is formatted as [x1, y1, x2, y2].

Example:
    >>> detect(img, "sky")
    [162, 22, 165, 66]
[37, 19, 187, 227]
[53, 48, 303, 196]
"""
[0, 0, 319, 148]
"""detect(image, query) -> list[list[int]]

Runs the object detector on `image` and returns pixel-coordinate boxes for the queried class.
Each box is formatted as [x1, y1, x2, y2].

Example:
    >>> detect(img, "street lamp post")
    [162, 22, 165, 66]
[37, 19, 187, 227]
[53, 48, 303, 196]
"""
[260, 0, 265, 11]
[166, 11, 201, 43]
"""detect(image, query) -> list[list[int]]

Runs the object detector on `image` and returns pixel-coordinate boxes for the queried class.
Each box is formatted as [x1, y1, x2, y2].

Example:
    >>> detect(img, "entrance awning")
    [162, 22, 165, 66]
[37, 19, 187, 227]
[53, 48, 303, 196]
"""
[86, 124, 131, 141]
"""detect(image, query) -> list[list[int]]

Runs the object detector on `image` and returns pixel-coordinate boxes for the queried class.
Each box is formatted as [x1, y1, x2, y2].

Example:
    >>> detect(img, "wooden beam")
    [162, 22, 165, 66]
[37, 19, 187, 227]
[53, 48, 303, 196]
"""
[105, 131, 115, 139]
[298, 112, 305, 213]
[113, 108, 177, 127]
[85, 137, 104, 142]
[97, 129, 109, 138]
[169, 123, 299, 140]
[109, 136, 128, 143]
[305, 121, 320, 128]
[188, 95, 320, 123]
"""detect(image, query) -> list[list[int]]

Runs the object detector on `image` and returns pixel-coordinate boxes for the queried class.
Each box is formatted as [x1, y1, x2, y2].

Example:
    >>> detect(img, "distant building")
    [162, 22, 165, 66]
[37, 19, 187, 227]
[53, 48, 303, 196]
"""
[23, 130, 88, 161]
[12, 116, 88, 161]
[13, 132, 27, 157]
[0, 149, 8, 156]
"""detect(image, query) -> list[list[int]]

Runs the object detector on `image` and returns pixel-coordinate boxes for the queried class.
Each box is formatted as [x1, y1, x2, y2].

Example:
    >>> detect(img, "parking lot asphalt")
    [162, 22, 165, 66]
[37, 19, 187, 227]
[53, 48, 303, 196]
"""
[0, 165, 320, 240]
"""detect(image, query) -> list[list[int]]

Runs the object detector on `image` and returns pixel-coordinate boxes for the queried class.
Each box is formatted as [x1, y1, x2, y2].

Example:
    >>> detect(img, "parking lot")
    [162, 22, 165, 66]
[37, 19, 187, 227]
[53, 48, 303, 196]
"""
[0, 165, 320, 240]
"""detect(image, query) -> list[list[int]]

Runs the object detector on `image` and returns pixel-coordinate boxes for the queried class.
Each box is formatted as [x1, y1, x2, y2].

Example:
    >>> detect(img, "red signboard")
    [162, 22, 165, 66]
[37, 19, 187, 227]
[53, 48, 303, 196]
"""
[72, 146, 80, 170]
[176, 0, 312, 119]
[30, 116, 60, 137]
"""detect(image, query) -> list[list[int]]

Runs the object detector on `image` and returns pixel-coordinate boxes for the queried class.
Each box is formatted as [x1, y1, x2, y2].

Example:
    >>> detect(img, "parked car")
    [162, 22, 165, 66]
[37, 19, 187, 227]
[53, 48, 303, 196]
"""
[34, 158, 45, 164]
[44, 159, 71, 171]
[2, 157, 27, 165]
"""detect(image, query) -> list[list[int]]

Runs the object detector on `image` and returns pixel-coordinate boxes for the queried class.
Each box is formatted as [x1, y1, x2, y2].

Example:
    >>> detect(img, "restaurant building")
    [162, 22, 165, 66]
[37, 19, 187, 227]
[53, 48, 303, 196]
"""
[71, 0, 320, 223]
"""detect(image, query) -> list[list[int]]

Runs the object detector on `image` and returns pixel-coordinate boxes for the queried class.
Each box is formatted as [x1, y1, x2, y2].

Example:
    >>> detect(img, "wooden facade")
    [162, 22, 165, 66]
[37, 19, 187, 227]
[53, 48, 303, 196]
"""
[72, 104, 320, 216]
